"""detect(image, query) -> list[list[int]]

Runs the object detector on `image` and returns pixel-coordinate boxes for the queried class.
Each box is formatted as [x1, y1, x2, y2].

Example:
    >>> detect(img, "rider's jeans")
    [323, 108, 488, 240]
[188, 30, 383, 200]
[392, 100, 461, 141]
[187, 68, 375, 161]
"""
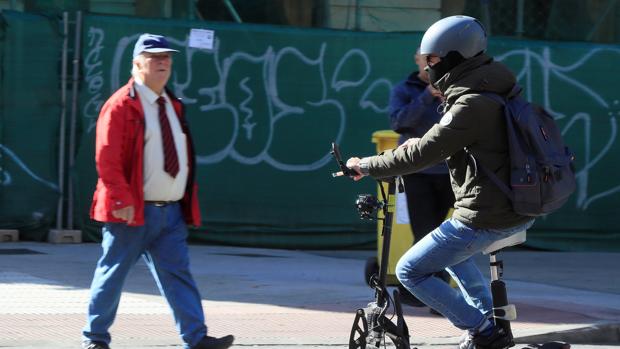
[395, 218, 534, 331]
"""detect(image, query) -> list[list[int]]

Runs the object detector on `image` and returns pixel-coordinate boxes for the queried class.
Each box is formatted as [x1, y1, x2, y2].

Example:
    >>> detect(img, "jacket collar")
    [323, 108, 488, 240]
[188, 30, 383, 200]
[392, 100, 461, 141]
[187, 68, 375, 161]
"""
[124, 77, 182, 117]
[133, 77, 163, 106]
[126, 77, 177, 98]
[126, 77, 138, 99]
[433, 53, 493, 93]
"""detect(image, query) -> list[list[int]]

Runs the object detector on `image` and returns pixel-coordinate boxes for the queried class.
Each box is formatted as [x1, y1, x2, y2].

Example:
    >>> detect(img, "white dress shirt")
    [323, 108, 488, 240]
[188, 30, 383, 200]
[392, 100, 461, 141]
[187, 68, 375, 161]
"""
[134, 77, 189, 201]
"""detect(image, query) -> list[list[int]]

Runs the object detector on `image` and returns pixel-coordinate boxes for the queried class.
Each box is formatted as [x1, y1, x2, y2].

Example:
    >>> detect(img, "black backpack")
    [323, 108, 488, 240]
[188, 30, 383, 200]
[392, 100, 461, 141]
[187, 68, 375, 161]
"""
[470, 85, 576, 217]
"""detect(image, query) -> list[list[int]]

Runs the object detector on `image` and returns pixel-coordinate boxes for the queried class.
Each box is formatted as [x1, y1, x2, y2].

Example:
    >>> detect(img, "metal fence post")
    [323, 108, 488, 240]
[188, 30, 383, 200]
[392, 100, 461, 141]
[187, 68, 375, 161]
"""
[67, 11, 82, 230]
[55, 12, 68, 233]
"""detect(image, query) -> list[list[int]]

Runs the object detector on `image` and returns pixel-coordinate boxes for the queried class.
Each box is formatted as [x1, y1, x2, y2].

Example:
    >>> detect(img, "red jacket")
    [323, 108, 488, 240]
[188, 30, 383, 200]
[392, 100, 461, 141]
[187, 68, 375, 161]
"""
[90, 78, 201, 226]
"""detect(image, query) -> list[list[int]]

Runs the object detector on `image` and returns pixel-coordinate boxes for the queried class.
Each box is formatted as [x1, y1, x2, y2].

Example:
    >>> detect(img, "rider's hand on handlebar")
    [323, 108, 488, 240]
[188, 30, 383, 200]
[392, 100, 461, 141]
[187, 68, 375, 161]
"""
[346, 157, 366, 181]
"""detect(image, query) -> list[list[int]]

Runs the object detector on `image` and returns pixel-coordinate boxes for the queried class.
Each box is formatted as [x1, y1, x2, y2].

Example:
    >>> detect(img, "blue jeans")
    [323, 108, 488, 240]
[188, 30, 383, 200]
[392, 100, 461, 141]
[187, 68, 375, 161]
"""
[82, 203, 206, 348]
[395, 218, 534, 331]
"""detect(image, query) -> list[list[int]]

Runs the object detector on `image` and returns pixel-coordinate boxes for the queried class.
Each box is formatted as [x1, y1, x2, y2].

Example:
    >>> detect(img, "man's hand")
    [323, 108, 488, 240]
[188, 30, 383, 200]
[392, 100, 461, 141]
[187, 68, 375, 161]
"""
[112, 206, 135, 224]
[345, 157, 366, 181]
[428, 85, 443, 99]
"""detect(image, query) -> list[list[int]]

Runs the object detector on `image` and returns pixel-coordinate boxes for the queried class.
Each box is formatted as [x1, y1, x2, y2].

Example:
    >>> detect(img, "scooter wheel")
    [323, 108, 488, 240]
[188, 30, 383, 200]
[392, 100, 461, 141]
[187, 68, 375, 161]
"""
[364, 257, 379, 286]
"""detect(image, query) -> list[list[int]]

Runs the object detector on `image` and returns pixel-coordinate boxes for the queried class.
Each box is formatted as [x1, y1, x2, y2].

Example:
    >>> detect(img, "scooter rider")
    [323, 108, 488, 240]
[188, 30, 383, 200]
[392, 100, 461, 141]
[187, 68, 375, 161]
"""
[346, 15, 534, 349]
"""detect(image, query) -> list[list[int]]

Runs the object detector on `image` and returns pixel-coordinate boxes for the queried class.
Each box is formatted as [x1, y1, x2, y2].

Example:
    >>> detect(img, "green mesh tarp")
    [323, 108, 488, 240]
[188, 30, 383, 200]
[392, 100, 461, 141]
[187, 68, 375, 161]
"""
[73, 15, 387, 249]
[0, 11, 61, 239]
[69, 15, 620, 251]
[1, 11, 618, 251]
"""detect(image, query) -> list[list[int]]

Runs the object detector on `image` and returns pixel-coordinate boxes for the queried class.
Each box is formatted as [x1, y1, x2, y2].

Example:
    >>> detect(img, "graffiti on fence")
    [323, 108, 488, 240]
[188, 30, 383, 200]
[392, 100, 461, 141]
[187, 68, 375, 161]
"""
[101, 32, 391, 171]
[0, 144, 58, 191]
[79, 27, 620, 209]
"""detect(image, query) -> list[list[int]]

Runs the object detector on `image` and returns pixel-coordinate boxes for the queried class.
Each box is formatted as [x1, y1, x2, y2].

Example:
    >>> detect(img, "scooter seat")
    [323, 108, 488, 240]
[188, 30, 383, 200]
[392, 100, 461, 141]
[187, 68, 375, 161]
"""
[483, 230, 527, 255]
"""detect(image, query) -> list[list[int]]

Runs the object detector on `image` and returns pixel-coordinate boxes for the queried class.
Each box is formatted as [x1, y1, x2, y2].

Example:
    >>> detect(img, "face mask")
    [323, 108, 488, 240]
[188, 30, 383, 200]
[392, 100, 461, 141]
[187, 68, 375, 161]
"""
[425, 51, 467, 87]
[426, 61, 450, 87]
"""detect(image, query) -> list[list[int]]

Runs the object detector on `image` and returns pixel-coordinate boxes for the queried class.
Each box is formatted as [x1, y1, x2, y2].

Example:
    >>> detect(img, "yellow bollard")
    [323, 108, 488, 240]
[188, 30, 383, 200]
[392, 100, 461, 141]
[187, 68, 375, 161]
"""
[371, 130, 414, 285]
[369, 130, 456, 287]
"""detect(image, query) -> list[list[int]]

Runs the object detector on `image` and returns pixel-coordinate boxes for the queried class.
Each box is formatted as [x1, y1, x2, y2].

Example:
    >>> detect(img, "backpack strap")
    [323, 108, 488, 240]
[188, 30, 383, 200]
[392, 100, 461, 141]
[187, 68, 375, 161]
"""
[464, 87, 519, 202]
[479, 91, 506, 106]
[479, 84, 522, 103]
[506, 84, 522, 99]
[464, 147, 515, 201]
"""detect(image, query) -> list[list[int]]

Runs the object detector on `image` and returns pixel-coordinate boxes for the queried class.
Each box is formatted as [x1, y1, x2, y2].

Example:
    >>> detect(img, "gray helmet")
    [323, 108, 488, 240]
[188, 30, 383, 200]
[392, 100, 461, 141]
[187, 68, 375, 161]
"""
[419, 15, 487, 59]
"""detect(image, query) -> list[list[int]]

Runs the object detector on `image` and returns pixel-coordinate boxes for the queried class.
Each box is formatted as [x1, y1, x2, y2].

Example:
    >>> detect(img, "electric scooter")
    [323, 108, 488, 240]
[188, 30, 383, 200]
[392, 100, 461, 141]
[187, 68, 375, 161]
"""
[331, 142, 412, 349]
[330, 142, 570, 349]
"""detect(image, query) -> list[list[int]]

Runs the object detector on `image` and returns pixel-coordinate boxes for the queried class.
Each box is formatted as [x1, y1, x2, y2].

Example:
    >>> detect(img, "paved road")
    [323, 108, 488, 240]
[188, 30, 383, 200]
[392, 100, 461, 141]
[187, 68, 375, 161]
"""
[0, 242, 618, 348]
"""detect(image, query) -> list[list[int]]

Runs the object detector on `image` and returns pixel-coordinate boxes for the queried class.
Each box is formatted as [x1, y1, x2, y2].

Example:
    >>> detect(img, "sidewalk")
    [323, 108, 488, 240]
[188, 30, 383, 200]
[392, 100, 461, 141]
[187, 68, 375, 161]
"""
[0, 242, 619, 348]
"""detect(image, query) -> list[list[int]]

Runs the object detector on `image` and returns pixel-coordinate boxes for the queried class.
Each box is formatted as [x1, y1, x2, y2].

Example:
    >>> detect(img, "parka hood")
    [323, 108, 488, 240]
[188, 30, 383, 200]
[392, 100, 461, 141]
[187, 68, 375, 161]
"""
[433, 53, 516, 104]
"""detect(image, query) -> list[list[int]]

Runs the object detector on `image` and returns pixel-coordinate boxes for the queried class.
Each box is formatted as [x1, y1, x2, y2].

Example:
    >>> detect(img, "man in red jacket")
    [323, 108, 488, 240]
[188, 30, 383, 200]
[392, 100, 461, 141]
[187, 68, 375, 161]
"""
[82, 33, 234, 349]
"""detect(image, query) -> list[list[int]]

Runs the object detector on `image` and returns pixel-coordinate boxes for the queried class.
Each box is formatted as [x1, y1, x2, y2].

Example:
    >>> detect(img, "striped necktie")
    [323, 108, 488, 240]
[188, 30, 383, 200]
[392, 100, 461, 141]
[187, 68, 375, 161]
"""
[156, 96, 179, 177]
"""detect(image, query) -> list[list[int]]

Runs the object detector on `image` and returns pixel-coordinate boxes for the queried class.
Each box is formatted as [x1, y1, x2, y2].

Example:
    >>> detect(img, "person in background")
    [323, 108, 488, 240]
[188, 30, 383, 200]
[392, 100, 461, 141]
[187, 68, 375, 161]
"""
[82, 33, 234, 349]
[346, 16, 535, 349]
[388, 48, 455, 311]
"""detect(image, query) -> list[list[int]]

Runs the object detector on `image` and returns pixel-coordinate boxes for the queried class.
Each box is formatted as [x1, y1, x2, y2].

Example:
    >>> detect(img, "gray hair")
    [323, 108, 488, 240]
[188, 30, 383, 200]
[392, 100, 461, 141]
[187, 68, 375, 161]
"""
[131, 54, 145, 79]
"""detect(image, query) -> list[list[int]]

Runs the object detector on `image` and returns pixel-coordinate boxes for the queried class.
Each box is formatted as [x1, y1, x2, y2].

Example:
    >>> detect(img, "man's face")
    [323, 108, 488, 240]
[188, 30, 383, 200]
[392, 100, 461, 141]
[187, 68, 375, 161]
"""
[425, 54, 441, 67]
[414, 53, 429, 82]
[135, 52, 172, 87]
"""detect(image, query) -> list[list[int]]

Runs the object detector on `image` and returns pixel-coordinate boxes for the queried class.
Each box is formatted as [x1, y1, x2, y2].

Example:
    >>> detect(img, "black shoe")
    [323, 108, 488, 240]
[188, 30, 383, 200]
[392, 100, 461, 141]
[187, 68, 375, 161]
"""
[191, 335, 235, 349]
[81, 341, 110, 349]
[473, 326, 513, 349]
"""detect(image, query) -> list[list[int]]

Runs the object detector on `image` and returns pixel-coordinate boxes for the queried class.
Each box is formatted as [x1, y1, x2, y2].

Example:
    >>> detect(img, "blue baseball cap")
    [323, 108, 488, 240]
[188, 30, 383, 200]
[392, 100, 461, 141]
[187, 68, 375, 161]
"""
[133, 33, 179, 58]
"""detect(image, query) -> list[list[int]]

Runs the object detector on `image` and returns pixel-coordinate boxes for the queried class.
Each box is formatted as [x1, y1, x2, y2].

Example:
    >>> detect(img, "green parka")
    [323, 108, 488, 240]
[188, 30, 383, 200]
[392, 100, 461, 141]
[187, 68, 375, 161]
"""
[365, 54, 532, 229]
